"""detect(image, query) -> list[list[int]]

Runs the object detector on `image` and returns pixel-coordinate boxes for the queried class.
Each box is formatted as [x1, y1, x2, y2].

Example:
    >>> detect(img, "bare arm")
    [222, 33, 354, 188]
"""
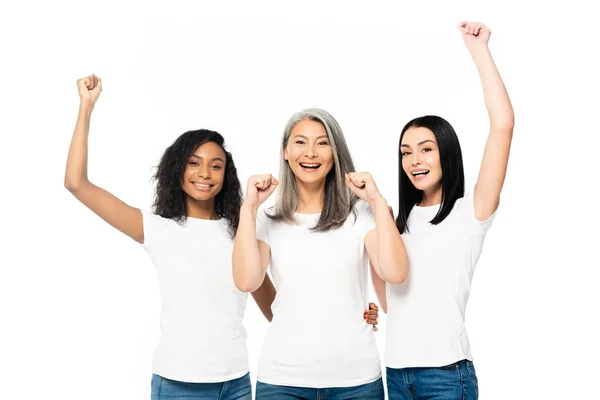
[346, 172, 408, 284]
[370, 261, 387, 313]
[232, 174, 278, 292]
[460, 22, 515, 221]
[363, 195, 408, 284]
[64, 75, 143, 243]
[250, 273, 276, 322]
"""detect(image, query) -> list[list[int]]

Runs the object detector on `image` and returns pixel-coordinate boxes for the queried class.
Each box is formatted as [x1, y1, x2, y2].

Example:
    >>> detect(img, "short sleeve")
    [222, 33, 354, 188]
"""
[458, 188, 496, 233]
[354, 200, 377, 238]
[256, 209, 271, 246]
[141, 210, 167, 250]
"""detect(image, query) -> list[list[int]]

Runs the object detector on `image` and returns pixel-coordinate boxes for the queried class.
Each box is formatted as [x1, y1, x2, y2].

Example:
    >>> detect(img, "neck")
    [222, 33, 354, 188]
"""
[420, 185, 443, 207]
[295, 179, 325, 214]
[186, 197, 219, 220]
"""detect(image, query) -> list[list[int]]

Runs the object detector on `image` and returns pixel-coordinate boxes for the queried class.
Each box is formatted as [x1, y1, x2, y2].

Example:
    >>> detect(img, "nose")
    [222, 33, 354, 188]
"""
[197, 166, 211, 179]
[305, 143, 316, 158]
[411, 152, 421, 166]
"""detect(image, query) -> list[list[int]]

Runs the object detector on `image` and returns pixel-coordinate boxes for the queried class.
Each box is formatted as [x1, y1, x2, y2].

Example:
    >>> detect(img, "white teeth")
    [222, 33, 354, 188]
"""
[300, 163, 320, 168]
[412, 170, 429, 176]
[194, 183, 211, 187]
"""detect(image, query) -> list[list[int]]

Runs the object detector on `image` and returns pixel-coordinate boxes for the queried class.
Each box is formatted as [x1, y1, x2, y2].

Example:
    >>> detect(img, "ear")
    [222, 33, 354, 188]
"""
[284, 147, 289, 161]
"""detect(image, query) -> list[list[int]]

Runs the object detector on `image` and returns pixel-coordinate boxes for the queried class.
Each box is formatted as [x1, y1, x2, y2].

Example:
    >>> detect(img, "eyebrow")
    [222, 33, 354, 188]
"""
[401, 139, 436, 148]
[292, 134, 329, 140]
[190, 154, 225, 163]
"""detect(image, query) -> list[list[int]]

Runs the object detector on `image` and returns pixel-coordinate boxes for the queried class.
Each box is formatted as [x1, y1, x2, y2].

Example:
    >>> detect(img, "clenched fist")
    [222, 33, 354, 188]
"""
[77, 74, 102, 106]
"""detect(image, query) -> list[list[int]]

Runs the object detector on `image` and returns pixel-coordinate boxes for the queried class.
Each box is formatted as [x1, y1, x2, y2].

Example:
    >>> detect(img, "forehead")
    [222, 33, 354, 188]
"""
[401, 127, 436, 145]
[290, 119, 327, 137]
[192, 141, 226, 159]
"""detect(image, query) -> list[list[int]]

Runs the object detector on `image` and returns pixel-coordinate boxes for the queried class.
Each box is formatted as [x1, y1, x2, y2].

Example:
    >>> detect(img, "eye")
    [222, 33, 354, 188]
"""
[317, 140, 329, 146]
[210, 165, 223, 170]
[295, 140, 305, 145]
[422, 148, 432, 153]
[188, 161, 199, 166]
[401, 151, 411, 156]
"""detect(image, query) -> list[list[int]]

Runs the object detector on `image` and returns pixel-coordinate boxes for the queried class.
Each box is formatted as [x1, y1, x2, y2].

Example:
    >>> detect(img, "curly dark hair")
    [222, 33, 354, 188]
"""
[152, 129, 243, 238]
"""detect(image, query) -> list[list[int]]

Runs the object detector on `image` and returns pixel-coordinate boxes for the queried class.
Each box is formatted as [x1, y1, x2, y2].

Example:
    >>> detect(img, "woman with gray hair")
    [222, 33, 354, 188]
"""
[233, 108, 408, 399]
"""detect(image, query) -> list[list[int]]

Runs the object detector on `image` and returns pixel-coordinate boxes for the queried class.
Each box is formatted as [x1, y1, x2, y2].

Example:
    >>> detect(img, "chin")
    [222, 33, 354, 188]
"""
[198, 192, 218, 201]
[297, 175, 326, 185]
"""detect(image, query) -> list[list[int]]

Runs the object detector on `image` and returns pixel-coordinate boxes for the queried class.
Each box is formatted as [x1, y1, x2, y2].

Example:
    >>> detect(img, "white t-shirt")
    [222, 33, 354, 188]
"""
[255, 201, 381, 388]
[385, 189, 495, 368]
[142, 211, 249, 383]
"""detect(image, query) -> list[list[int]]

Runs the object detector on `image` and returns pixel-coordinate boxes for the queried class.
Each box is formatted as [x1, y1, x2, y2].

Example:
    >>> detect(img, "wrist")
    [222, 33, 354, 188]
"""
[468, 43, 491, 58]
[79, 101, 94, 114]
[368, 195, 387, 211]
[241, 202, 258, 216]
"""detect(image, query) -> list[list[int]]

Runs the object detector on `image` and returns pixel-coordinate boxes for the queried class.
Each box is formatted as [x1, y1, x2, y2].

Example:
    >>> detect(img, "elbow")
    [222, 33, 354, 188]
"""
[386, 264, 408, 285]
[64, 175, 87, 193]
[64, 178, 79, 193]
[387, 272, 406, 285]
[233, 274, 260, 293]
[235, 282, 258, 293]
[492, 117, 515, 133]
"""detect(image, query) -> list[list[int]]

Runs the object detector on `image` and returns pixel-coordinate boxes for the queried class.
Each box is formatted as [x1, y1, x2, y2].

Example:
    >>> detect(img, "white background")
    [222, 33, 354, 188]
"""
[1, 1, 599, 399]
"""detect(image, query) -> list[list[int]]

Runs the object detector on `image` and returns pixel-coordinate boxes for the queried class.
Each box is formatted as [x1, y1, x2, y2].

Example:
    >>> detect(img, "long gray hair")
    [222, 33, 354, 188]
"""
[269, 108, 358, 231]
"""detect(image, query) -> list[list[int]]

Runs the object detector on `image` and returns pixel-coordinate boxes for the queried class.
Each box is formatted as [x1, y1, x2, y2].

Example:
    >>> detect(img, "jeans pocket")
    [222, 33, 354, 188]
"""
[151, 375, 164, 400]
[465, 361, 479, 397]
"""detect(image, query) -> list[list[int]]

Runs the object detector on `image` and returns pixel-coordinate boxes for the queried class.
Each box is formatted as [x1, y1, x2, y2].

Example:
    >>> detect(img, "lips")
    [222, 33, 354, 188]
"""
[192, 182, 214, 192]
[411, 169, 430, 180]
[299, 163, 321, 169]
[299, 162, 321, 172]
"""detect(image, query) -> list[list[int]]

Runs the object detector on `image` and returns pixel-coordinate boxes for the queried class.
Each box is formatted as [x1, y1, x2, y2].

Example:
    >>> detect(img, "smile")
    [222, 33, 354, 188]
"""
[192, 182, 214, 191]
[299, 163, 321, 172]
[411, 170, 430, 180]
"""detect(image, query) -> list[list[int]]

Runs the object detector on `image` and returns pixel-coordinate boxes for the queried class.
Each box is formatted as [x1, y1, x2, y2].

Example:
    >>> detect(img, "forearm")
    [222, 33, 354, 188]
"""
[251, 274, 276, 322]
[470, 46, 514, 131]
[64, 102, 94, 191]
[370, 197, 408, 284]
[232, 204, 265, 292]
[370, 262, 388, 313]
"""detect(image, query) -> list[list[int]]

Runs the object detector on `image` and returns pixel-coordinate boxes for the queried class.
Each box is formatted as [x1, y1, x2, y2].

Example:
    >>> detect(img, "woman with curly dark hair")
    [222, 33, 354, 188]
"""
[64, 75, 277, 399]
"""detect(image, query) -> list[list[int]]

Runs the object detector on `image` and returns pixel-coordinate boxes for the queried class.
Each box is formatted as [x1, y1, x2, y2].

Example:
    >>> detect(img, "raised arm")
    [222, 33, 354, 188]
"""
[64, 75, 143, 243]
[346, 172, 408, 284]
[232, 174, 278, 292]
[459, 22, 515, 221]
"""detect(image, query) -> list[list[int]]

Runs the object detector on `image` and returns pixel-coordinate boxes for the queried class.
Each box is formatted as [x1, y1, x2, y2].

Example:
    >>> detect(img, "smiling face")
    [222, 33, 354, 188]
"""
[284, 119, 334, 187]
[400, 126, 443, 193]
[180, 141, 226, 202]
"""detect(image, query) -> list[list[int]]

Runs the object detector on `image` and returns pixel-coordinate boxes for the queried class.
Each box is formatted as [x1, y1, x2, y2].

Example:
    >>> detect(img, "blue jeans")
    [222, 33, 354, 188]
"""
[386, 360, 478, 400]
[256, 378, 384, 399]
[151, 373, 252, 400]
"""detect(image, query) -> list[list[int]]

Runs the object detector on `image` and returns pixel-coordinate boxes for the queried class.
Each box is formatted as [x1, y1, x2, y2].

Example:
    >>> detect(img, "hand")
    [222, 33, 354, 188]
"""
[364, 302, 379, 332]
[244, 174, 278, 208]
[345, 172, 383, 205]
[458, 21, 491, 52]
[77, 74, 102, 106]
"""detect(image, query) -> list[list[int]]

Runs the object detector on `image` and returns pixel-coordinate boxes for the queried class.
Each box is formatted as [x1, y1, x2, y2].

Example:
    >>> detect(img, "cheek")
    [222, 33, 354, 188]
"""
[213, 170, 226, 185]
[183, 166, 195, 177]
[425, 153, 441, 168]
[323, 148, 334, 164]
[286, 145, 300, 160]
[401, 157, 411, 174]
